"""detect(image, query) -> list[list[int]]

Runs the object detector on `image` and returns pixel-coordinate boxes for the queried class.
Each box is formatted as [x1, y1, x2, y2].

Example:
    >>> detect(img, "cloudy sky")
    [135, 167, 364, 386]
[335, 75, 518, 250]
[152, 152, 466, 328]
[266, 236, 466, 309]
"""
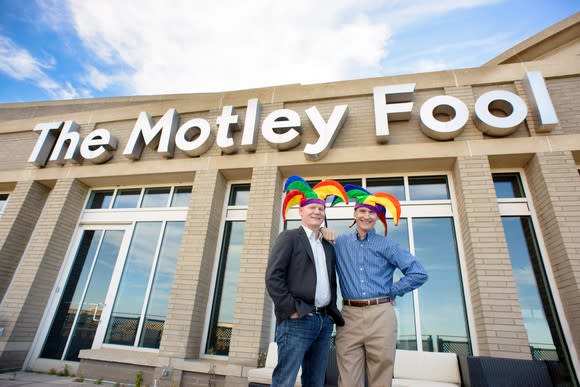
[0, 0, 578, 104]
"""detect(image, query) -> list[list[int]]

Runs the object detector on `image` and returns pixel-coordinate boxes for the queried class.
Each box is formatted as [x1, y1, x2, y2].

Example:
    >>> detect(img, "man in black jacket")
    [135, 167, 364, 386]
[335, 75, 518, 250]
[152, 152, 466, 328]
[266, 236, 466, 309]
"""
[266, 176, 345, 387]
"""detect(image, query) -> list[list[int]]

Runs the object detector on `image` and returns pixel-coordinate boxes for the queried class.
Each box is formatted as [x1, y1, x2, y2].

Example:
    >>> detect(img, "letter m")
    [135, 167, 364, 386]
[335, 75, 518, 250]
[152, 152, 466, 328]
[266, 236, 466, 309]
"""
[123, 108, 178, 160]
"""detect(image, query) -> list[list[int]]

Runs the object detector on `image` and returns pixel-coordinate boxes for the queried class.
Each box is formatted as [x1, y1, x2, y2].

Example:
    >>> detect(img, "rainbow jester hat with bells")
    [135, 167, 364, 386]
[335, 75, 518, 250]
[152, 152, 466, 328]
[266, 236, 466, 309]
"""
[338, 184, 401, 235]
[282, 176, 348, 221]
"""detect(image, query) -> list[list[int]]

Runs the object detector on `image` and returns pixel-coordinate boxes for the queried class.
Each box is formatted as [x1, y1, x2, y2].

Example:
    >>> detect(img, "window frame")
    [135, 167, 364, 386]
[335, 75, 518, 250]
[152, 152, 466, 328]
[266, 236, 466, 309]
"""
[201, 181, 249, 360]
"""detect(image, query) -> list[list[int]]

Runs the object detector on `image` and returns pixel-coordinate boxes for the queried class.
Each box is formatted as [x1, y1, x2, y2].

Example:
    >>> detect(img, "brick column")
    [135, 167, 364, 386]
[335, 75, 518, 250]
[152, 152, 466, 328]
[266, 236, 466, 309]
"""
[0, 180, 50, 301]
[0, 178, 88, 370]
[227, 166, 281, 366]
[525, 151, 580, 359]
[159, 169, 226, 359]
[453, 156, 531, 359]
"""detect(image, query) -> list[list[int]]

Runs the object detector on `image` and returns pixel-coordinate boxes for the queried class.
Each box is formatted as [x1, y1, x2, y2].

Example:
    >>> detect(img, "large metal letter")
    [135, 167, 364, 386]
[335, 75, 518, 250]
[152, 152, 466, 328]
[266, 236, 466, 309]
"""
[523, 71, 558, 132]
[175, 118, 214, 157]
[216, 105, 239, 154]
[123, 108, 178, 160]
[373, 84, 415, 143]
[304, 105, 348, 161]
[261, 109, 302, 150]
[28, 121, 64, 167]
[419, 96, 468, 140]
[49, 120, 81, 164]
[241, 98, 261, 152]
[80, 128, 118, 164]
[474, 90, 528, 136]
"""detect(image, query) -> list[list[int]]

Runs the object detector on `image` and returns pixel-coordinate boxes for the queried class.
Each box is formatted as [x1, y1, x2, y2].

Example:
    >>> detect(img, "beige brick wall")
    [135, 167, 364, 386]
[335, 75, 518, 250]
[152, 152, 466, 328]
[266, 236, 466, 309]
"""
[525, 151, 580, 357]
[0, 178, 88, 370]
[160, 169, 226, 359]
[452, 156, 531, 359]
[0, 180, 49, 301]
[228, 166, 281, 366]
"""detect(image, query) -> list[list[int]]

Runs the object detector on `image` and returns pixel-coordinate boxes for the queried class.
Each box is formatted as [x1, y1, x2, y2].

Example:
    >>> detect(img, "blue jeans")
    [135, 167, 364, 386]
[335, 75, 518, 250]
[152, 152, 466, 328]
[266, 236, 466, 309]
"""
[272, 313, 334, 387]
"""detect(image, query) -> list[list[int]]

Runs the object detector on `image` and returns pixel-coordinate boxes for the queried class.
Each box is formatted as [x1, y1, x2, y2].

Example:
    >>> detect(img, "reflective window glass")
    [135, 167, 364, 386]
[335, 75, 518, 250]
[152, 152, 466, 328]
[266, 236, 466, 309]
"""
[0, 193, 7, 212]
[87, 190, 114, 209]
[228, 184, 250, 206]
[206, 221, 245, 355]
[112, 189, 141, 208]
[367, 177, 405, 201]
[493, 173, 525, 198]
[105, 222, 162, 346]
[414, 218, 471, 355]
[409, 176, 449, 200]
[503, 217, 557, 360]
[139, 221, 185, 348]
[141, 187, 171, 208]
[171, 186, 192, 207]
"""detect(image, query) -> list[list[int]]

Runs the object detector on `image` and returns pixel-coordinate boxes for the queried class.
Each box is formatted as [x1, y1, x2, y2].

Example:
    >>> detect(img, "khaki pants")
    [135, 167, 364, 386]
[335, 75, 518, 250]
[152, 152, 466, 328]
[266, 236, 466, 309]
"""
[336, 303, 397, 387]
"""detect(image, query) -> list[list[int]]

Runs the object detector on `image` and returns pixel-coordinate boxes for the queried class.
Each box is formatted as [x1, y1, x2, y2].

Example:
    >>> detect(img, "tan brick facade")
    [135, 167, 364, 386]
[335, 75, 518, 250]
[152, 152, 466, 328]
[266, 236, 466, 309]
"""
[0, 14, 579, 386]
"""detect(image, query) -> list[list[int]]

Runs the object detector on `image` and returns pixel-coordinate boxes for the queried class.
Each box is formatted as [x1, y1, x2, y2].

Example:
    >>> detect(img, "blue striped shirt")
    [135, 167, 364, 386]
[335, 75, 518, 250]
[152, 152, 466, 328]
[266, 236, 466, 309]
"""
[335, 229, 428, 300]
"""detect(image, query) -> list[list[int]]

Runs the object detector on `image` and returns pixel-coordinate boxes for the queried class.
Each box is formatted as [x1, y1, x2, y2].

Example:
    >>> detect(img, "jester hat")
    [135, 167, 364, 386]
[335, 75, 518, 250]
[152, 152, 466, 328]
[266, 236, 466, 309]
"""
[282, 176, 348, 220]
[341, 184, 401, 235]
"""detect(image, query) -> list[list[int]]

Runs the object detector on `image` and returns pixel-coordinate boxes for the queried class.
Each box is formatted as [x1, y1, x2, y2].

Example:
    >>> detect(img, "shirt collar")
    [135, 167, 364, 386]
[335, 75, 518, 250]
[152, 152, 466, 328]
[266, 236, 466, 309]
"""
[302, 224, 321, 241]
[353, 228, 377, 241]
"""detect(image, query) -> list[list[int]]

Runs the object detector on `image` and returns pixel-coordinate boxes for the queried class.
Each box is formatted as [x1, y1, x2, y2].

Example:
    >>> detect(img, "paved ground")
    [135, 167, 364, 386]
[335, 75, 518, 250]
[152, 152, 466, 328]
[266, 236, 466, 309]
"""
[0, 371, 109, 386]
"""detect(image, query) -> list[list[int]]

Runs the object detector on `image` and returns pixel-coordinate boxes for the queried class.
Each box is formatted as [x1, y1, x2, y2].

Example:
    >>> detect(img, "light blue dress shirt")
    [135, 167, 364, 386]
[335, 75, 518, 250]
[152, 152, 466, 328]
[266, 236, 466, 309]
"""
[335, 229, 428, 300]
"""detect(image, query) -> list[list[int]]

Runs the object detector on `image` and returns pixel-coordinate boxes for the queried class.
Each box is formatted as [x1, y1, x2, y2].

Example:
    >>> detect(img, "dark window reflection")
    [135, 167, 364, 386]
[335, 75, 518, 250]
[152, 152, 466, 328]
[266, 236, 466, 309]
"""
[113, 189, 141, 209]
[414, 218, 471, 355]
[139, 222, 185, 348]
[229, 184, 250, 206]
[493, 173, 525, 198]
[171, 186, 192, 207]
[367, 177, 405, 201]
[105, 222, 162, 346]
[206, 221, 245, 355]
[87, 190, 114, 209]
[141, 187, 171, 208]
[0, 193, 8, 212]
[409, 176, 449, 200]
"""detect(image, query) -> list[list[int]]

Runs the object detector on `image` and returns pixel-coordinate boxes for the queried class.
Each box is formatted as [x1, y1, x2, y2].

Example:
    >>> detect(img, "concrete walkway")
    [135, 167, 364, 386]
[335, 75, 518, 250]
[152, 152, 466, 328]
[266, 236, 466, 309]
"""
[0, 371, 109, 386]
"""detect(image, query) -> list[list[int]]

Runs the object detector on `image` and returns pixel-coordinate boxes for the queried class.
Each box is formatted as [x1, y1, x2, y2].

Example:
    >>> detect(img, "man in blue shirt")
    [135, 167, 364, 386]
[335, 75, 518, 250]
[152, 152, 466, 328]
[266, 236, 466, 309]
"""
[324, 185, 428, 387]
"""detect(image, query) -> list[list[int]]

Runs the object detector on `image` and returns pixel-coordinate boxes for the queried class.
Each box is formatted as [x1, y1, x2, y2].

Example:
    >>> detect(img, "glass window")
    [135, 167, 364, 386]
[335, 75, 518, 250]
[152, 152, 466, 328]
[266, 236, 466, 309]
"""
[367, 177, 405, 201]
[139, 221, 185, 348]
[206, 221, 245, 355]
[141, 187, 171, 208]
[414, 218, 471, 355]
[41, 229, 124, 361]
[86, 190, 114, 209]
[409, 176, 449, 200]
[335, 178, 363, 187]
[112, 188, 141, 209]
[228, 184, 250, 206]
[503, 217, 558, 359]
[0, 193, 8, 212]
[493, 173, 525, 198]
[171, 186, 192, 207]
[104, 221, 184, 348]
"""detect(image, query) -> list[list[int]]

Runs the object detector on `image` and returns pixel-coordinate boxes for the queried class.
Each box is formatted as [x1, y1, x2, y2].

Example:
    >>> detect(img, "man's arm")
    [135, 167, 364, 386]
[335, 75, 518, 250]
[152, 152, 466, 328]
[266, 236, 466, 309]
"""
[389, 241, 428, 298]
[265, 231, 298, 320]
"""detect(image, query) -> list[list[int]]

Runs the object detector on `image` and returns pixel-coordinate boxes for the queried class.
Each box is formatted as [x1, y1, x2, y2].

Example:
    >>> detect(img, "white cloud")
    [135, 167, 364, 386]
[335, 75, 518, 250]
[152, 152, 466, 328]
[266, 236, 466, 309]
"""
[65, 0, 393, 94]
[0, 34, 84, 100]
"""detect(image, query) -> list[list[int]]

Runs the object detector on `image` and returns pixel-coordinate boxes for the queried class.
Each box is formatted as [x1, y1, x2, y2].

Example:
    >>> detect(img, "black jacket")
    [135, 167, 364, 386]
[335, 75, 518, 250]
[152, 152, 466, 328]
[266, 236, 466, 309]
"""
[265, 227, 344, 326]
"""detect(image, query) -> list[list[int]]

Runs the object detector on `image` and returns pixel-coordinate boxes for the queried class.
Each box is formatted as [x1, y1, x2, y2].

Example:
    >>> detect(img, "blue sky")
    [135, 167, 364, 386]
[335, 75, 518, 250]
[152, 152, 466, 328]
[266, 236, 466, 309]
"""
[0, 0, 578, 104]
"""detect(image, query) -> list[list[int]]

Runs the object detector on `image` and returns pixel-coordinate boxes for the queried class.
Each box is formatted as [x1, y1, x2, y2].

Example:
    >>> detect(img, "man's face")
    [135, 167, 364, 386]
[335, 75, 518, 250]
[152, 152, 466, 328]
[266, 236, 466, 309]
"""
[354, 206, 378, 233]
[299, 203, 325, 230]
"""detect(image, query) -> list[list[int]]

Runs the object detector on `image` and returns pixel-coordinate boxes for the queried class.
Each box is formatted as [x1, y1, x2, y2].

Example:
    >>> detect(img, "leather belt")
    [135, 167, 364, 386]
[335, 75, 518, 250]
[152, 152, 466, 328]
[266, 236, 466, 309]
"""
[343, 296, 391, 307]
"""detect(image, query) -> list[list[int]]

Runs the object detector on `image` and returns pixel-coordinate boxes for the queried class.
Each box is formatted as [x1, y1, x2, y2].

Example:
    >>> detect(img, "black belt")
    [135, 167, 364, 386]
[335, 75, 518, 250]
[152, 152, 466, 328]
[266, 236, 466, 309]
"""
[343, 296, 391, 307]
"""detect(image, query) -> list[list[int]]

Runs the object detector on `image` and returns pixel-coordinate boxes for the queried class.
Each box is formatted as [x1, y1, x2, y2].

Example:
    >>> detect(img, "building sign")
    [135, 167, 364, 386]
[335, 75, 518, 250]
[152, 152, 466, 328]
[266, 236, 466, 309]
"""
[28, 71, 558, 167]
